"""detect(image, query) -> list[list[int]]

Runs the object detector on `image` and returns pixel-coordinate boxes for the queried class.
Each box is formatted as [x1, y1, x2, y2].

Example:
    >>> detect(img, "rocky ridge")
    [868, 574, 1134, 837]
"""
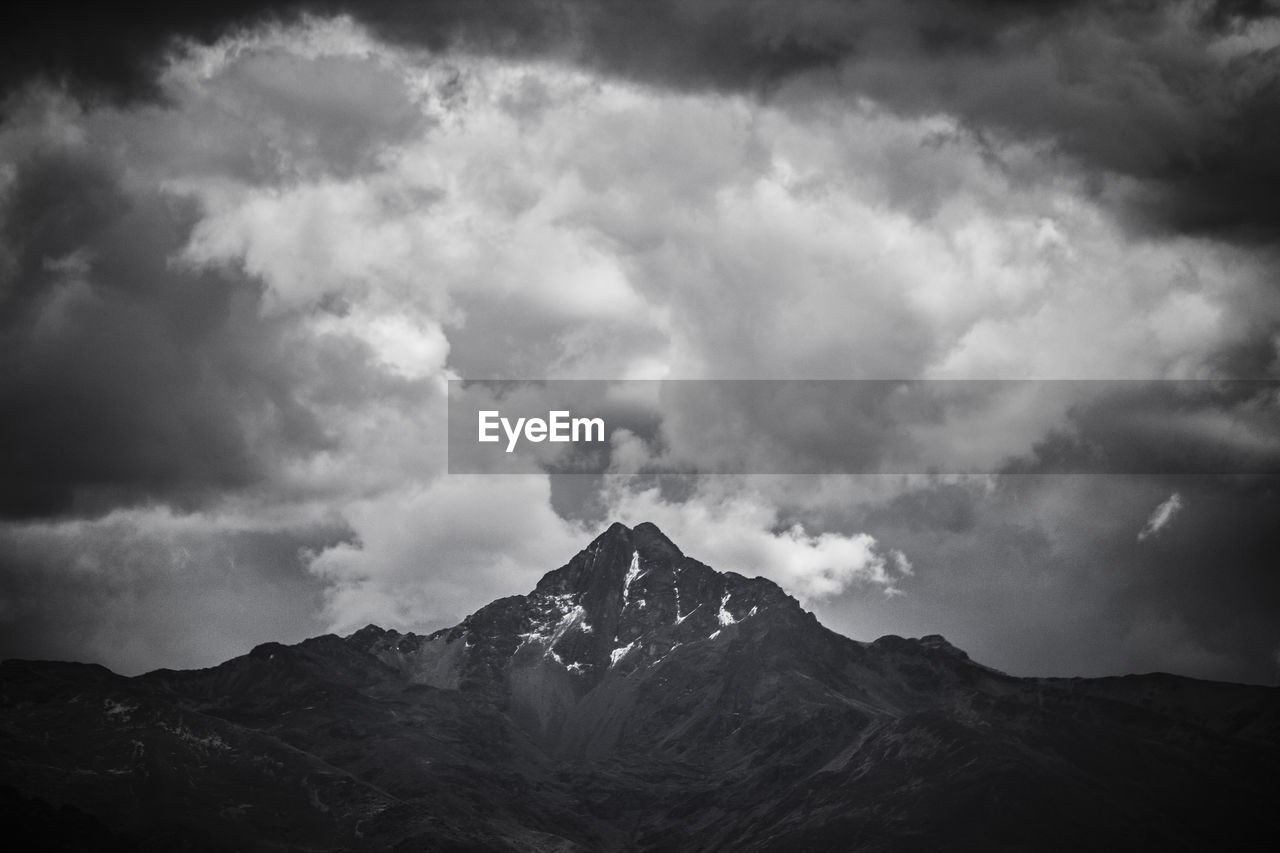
[2, 522, 1278, 851]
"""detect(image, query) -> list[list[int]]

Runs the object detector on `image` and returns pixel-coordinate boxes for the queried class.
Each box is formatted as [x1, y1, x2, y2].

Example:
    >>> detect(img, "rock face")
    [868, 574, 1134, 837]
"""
[3, 522, 1279, 851]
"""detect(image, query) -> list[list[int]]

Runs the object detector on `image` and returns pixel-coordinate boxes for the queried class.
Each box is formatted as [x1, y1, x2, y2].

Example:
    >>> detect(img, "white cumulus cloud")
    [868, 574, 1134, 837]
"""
[603, 481, 913, 602]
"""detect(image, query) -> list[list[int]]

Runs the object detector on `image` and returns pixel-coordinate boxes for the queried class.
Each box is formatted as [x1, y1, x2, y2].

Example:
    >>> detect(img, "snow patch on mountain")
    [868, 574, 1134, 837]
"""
[518, 593, 591, 657]
[610, 641, 637, 666]
[623, 550, 642, 601]
[718, 593, 737, 626]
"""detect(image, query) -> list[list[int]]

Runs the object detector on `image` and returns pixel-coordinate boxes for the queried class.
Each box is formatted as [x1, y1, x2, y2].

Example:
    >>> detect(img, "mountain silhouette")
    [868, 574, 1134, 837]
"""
[2, 522, 1278, 850]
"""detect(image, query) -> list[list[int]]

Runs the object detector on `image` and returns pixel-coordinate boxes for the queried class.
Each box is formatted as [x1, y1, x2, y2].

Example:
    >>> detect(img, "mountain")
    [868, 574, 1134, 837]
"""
[2, 521, 1278, 851]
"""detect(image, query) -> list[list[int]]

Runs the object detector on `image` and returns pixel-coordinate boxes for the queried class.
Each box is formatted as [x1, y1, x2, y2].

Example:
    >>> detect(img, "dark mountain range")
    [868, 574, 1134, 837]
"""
[3, 521, 1278, 851]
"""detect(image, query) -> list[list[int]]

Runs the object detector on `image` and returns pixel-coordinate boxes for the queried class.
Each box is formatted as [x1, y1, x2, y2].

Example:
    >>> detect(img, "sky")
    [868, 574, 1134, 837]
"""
[1, 0, 1279, 684]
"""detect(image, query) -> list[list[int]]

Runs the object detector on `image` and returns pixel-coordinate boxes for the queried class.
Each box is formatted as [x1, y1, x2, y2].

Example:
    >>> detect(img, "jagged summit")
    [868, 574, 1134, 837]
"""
[631, 521, 684, 558]
[534, 521, 683, 598]
[348, 521, 811, 715]
[529, 520, 794, 639]
[448, 521, 802, 684]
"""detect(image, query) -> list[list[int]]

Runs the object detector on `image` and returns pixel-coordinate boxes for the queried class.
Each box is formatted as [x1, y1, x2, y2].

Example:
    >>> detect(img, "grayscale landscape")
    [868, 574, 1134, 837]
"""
[3, 2, 1280, 848]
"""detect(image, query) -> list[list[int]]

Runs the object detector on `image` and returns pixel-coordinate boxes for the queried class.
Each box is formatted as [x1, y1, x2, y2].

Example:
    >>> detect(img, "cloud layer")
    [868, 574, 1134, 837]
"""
[8, 2, 1280, 243]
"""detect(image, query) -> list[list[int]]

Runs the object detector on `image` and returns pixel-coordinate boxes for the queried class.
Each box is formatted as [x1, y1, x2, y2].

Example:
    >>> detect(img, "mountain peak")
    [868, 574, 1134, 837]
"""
[412, 522, 805, 692]
[631, 521, 683, 559]
[918, 633, 969, 659]
[535, 521, 684, 597]
[578, 521, 683, 559]
[601, 519, 631, 538]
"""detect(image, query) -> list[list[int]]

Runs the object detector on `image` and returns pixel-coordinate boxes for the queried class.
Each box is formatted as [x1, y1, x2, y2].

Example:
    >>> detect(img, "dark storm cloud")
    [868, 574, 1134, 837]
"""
[1202, 0, 1280, 30]
[0, 0, 563, 104]
[0, 0, 1065, 101]
[0, 1, 297, 103]
[7, 2, 1280, 240]
[0, 127, 331, 519]
[1007, 381, 1280, 476]
[633, 0, 1280, 244]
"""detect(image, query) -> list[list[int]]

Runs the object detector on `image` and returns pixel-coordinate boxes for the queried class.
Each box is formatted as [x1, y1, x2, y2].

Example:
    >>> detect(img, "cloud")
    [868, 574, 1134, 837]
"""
[8, 2, 1280, 244]
[304, 475, 593, 634]
[601, 480, 914, 601]
[1139, 492, 1187, 540]
[0, 90, 335, 519]
[998, 381, 1280, 478]
[0, 25, 473, 523]
[12, 16, 1279, 398]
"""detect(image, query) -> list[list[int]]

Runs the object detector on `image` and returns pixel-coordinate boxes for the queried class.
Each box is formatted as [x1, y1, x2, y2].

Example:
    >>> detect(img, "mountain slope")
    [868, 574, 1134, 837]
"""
[3, 522, 1278, 851]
